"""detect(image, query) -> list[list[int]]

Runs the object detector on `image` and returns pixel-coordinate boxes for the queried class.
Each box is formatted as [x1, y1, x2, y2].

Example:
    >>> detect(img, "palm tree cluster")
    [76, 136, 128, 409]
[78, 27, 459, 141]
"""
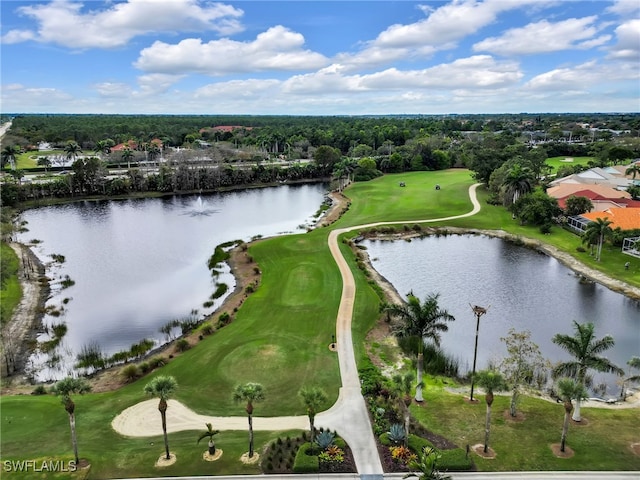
[386, 292, 455, 402]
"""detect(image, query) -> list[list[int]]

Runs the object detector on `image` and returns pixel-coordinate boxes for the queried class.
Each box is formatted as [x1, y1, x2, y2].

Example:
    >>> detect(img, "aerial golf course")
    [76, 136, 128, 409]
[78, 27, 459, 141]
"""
[1, 169, 639, 478]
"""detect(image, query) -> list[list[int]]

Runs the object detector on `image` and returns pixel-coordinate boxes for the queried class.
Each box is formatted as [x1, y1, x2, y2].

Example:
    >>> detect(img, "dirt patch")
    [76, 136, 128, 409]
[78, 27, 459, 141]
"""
[503, 410, 526, 422]
[1, 242, 50, 383]
[155, 453, 177, 467]
[550, 443, 575, 458]
[240, 452, 260, 464]
[472, 444, 496, 459]
[315, 191, 350, 228]
[203, 449, 223, 462]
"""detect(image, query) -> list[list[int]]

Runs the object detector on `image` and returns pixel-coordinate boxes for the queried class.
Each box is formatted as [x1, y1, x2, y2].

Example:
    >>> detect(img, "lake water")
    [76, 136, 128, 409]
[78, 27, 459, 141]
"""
[363, 234, 640, 396]
[17, 183, 328, 381]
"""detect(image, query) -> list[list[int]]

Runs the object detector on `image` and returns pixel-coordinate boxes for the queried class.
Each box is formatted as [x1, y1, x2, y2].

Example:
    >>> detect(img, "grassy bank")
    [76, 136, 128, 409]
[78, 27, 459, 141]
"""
[1, 169, 638, 477]
[412, 384, 640, 471]
[0, 242, 21, 325]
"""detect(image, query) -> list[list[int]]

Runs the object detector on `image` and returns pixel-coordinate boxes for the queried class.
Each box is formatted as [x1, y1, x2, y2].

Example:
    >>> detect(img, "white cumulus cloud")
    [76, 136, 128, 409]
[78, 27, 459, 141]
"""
[473, 16, 608, 55]
[134, 26, 329, 75]
[2, 0, 244, 49]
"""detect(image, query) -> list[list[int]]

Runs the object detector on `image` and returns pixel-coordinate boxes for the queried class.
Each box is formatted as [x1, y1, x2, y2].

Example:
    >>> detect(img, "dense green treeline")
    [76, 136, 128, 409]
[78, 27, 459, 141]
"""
[5, 113, 640, 154]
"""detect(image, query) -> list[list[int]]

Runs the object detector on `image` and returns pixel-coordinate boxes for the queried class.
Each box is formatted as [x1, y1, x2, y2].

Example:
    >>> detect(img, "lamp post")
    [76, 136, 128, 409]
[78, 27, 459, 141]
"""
[469, 305, 487, 402]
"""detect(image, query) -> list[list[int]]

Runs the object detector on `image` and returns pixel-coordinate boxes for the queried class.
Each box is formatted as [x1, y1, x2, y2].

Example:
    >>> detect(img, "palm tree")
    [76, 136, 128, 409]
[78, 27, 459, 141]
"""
[392, 371, 414, 446]
[625, 163, 640, 180]
[619, 356, 640, 400]
[552, 321, 623, 421]
[51, 377, 91, 464]
[233, 382, 265, 458]
[475, 370, 506, 454]
[37, 156, 52, 172]
[64, 141, 82, 163]
[1, 145, 21, 169]
[121, 148, 134, 169]
[144, 375, 178, 460]
[298, 386, 328, 451]
[502, 164, 534, 206]
[556, 378, 587, 453]
[197, 423, 220, 455]
[405, 446, 452, 480]
[582, 217, 613, 262]
[387, 292, 455, 402]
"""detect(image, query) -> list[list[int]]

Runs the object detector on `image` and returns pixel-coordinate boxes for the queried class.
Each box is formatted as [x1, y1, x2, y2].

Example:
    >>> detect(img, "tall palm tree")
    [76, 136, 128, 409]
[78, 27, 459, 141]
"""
[233, 382, 265, 458]
[556, 378, 587, 453]
[387, 292, 455, 402]
[298, 386, 328, 450]
[582, 217, 613, 262]
[51, 377, 91, 464]
[552, 321, 623, 421]
[502, 164, 534, 206]
[1, 144, 21, 169]
[64, 141, 82, 163]
[144, 375, 178, 460]
[475, 370, 506, 454]
[121, 148, 134, 169]
[392, 371, 414, 446]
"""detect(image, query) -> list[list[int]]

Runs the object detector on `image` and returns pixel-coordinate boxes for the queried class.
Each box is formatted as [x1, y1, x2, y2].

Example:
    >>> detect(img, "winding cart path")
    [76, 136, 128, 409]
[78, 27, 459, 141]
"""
[112, 184, 482, 475]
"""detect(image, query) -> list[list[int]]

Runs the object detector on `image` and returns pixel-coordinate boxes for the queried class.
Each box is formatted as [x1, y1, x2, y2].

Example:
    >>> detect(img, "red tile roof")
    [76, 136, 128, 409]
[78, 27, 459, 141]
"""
[581, 208, 640, 230]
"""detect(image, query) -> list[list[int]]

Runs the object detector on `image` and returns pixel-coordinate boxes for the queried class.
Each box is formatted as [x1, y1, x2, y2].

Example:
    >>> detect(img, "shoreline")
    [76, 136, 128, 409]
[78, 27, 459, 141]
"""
[3, 190, 638, 390]
[1, 242, 49, 380]
[355, 226, 640, 301]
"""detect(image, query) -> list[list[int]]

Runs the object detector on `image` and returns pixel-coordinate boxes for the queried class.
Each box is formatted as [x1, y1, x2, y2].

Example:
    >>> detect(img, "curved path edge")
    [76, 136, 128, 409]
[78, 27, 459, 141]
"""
[111, 184, 482, 475]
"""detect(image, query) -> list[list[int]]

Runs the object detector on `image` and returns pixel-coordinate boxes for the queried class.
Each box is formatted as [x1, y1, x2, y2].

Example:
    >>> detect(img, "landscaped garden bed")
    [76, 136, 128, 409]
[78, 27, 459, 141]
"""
[261, 429, 356, 474]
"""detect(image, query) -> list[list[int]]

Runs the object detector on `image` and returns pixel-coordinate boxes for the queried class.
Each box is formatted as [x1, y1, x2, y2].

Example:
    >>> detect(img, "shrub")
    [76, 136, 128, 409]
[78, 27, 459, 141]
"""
[318, 445, 344, 464]
[293, 443, 319, 473]
[148, 356, 166, 369]
[219, 312, 231, 325]
[139, 362, 151, 374]
[31, 385, 47, 395]
[121, 364, 140, 382]
[576, 246, 586, 252]
[176, 338, 190, 352]
[315, 431, 335, 450]
[201, 324, 214, 335]
[211, 283, 228, 299]
[408, 434, 433, 455]
[390, 445, 416, 464]
[387, 423, 406, 445]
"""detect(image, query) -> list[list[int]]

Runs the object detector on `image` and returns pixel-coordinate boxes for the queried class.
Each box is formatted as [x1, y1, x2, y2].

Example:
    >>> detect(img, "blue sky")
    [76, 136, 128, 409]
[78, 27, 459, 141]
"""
[1, 0, 639, 115]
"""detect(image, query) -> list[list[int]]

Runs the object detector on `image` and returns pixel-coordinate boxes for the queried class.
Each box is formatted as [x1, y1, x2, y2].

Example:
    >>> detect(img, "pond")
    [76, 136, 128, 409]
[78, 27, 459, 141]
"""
[363, 234, 640, 397]
[17, 183, 328, 381]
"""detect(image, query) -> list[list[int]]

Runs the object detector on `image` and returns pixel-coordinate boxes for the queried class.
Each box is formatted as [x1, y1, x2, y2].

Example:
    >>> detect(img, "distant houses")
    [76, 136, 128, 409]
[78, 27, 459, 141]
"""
[549, 161, 640, 258]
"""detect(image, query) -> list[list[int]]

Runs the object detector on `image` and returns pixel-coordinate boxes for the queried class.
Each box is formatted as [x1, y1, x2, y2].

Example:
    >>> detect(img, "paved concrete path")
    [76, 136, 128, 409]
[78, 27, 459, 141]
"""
[112, 184, 483, 476]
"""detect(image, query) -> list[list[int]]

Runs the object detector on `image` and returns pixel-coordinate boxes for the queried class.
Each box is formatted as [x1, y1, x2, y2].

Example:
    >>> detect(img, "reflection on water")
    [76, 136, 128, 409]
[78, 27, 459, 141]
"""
[364, 234, 640, 396]
[17, 183, 328, 381]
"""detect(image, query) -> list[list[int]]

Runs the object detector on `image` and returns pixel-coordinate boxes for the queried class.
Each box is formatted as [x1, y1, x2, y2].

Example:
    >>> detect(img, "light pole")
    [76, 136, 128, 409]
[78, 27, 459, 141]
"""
[469, 305, 487, 402]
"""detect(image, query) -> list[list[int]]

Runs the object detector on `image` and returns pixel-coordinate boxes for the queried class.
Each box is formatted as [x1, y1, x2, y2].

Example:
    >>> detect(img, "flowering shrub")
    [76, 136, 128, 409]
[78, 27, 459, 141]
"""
[390, 445, 417, 465]
[318, 445, 344, 463]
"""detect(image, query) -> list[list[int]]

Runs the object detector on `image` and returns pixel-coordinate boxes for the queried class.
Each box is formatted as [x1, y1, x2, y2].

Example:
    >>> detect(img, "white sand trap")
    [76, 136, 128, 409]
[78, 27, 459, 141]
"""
[112, 399, 308, 437]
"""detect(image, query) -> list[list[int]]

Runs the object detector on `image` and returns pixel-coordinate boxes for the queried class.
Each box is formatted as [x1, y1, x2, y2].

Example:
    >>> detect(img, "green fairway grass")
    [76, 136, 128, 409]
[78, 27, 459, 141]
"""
[546, 156, 594, 173]
[1, 168, 638, 477]
[1, 393, 298, 478]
